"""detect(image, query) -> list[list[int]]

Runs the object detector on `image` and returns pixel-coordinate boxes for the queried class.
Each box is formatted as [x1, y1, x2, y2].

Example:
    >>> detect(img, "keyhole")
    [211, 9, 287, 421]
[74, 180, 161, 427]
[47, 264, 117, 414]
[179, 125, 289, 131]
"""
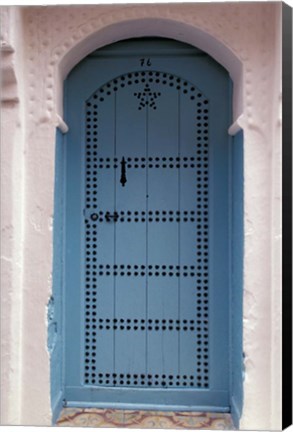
[90, 213, 98, 221]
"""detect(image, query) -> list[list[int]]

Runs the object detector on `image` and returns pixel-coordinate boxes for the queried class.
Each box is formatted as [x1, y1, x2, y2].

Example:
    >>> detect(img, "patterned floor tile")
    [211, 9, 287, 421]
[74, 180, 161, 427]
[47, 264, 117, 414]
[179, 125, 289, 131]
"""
[57, 408, 234, 429]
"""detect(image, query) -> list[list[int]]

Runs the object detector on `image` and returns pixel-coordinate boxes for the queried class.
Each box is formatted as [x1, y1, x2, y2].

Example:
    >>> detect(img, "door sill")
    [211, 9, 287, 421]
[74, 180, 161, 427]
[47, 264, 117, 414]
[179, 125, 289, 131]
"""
[56, 407, 235, 429]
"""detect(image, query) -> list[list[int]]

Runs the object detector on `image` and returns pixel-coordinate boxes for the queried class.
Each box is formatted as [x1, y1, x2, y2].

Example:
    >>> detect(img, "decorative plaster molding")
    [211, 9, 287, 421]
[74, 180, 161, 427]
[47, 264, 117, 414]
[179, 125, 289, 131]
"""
[56, 115, 68, 134]
[23, 3, 279, 136]
[1, 52, 19, 103]
[228, 114, 245, 136]
[0, 7, 15, 52]
[23, 4, 244, 125]
[0, 7, 19, 103]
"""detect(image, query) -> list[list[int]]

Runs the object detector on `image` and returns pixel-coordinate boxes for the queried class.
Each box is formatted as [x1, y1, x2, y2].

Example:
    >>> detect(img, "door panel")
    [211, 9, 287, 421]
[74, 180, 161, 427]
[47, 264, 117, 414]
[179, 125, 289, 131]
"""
[64, 38, 231, 410]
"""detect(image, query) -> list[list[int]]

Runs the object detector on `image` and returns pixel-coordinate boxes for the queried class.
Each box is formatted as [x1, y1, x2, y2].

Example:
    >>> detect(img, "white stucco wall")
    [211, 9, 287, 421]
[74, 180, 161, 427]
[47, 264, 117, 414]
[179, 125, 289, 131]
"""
[0, 3, 282, 429]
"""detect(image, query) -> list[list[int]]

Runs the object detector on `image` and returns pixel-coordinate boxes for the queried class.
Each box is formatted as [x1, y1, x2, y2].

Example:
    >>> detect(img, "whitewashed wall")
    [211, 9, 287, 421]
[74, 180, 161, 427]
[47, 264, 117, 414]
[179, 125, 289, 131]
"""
[0, 3, 282, 429]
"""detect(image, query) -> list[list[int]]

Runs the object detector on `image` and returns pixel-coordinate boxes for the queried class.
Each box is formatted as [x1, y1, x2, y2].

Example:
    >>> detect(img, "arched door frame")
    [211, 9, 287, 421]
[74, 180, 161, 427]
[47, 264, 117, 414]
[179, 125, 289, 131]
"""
[52, 15, 245, 427]
[54, 17, 244, 128]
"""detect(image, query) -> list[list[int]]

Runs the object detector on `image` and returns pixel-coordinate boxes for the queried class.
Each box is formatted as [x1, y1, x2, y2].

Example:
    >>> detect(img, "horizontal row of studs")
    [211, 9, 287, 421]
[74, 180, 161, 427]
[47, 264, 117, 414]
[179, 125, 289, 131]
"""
[85, 177, 208, 184]
[86, 152, 209, 157]
[86, 262, 208, 277]
[85, 368, 208, 386]
[85, 170, 208, 184]
[85, 372, 208, 385]
[92, 325, 206, 332]
[86, 122, 209, 128]
[96, 264, 202, 270]
[84, 377, 208, 387]
[94, 267, 205, 277]
[85, 186, 208, 193]
[84, 320, 208, 330]
[95, 318, 202, 324]
[86, 262, 208, 272]
[96, 261, 204, 267]
[85, 277, 208, 283]
[87, 318, 207, 332]
[86, 372, 205, 379]
[94, 210, 202, 215]
[87, 219, 207, 224]
[85, 311, 209, 324]
[95, 156, 206, 162]
[86, 115, 209, 122]
[86, 212, 208, 223]
[86, 135, 208, 142]
[95, 162, 207, 169]
[84, 369, 208, 382]
[86, 255, 208, 264]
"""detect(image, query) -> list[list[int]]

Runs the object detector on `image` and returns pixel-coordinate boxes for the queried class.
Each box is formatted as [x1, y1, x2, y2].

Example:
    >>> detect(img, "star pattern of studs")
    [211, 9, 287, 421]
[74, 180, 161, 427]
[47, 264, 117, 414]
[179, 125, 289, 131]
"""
[134, 83, 161, 110]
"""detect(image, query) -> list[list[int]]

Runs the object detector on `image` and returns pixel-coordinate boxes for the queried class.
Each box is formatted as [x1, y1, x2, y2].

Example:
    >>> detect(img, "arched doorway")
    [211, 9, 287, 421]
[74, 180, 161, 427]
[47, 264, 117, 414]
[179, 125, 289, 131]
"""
[59, 37, 241, 415]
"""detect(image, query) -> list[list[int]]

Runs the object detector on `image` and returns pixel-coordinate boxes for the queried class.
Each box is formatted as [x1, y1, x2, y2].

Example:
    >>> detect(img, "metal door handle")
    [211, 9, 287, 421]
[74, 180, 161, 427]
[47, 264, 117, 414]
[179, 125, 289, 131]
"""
[105, 211, 119, 222]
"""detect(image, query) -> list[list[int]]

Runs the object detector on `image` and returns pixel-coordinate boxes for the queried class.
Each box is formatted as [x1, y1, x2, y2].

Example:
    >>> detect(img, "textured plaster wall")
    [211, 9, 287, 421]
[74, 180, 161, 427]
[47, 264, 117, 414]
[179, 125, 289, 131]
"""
[1, 6, 27, 424]
[0, 3, 282, 429]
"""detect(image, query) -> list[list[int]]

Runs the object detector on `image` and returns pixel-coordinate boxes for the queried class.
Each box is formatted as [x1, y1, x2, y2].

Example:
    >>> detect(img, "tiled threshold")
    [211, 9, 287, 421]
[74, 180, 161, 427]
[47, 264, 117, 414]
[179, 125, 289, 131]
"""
[56, 408, 235, 429]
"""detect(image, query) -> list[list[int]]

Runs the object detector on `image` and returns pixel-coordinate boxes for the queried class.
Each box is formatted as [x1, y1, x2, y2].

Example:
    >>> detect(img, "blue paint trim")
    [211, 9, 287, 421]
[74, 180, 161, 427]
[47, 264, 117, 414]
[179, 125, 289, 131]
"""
[50, 128, 66, 424]
[231, 396, 241, 428]
[89, 38, 205, 57]
[51, 391, 64, 425]
[64, 386, 229, 409]
[66, 401, 230, 413]
[47, 296, 57, 353]
[230, 129, 244, 428]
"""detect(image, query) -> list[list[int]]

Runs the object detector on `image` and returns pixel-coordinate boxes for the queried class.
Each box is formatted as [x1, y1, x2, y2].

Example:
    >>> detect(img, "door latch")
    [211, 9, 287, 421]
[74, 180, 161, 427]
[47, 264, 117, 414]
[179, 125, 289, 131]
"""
[105, 211, 119, 222]
[120, 157, 127, 187]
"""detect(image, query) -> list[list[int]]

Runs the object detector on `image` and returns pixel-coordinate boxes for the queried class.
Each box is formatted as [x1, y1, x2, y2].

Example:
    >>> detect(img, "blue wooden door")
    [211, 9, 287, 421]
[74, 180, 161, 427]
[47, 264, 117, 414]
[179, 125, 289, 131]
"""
[64, 38, 231, 411]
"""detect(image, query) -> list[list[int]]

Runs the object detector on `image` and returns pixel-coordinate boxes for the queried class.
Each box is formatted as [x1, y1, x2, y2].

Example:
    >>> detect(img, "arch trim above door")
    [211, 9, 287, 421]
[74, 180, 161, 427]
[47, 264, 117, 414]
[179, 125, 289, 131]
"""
[52, 14, 243, 126]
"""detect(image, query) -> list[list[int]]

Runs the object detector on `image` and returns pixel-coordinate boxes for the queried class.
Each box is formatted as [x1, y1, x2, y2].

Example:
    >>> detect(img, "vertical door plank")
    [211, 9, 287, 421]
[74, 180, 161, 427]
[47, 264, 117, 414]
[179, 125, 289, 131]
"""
[94, 94, 116, 377]
[147, 86, 180, 381]
[114, 84, 147, 377]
